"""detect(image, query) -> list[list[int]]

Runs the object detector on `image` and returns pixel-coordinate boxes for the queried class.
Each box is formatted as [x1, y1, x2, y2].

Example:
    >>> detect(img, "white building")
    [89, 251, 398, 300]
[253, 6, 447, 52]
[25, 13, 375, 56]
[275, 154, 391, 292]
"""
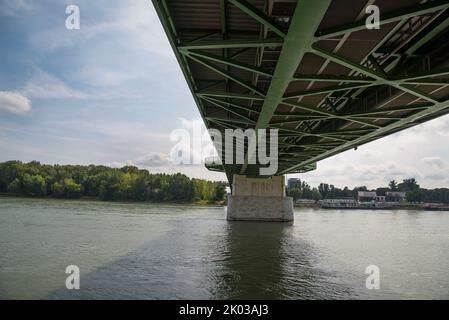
[357, 191, 377, 202]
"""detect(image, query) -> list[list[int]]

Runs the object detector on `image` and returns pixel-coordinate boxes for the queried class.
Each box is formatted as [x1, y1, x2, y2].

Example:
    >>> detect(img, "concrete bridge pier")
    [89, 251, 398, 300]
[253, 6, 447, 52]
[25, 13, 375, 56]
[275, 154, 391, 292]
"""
[226, 175, 294, 222]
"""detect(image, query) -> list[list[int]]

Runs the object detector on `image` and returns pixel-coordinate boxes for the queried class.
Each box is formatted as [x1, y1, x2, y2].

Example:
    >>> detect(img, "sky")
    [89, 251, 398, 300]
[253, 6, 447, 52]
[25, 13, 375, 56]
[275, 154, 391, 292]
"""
[0, 0, 449, 189]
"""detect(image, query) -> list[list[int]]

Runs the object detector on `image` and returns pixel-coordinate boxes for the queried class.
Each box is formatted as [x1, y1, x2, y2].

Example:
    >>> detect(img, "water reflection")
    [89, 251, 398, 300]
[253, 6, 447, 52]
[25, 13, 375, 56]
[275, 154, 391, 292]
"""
[209, 221, 287, 299]
[209, 221, 355, 299]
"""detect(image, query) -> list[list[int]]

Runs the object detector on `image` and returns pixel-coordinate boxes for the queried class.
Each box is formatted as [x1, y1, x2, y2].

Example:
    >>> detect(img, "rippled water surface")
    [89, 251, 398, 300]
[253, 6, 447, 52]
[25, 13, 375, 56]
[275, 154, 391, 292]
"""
[0, 196, 448, 299]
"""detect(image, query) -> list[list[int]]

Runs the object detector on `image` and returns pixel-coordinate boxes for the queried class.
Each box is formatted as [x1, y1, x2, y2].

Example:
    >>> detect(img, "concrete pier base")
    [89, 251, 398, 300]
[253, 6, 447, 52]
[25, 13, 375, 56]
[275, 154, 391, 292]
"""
[226, 175, 294, 222]
[227, 195, 294, 222]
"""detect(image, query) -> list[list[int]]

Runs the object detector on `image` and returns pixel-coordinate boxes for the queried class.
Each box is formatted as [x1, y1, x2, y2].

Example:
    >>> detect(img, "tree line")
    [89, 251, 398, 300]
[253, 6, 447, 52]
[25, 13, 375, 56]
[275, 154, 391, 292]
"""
[287, 178, 449, 203]
[0, 161, 227, 203]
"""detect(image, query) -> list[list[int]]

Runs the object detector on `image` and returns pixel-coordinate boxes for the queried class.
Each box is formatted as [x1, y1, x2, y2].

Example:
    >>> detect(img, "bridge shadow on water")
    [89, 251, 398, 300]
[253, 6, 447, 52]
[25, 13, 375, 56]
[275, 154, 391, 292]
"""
[49, 214, 355, 299]
[208, 221, 355, 299]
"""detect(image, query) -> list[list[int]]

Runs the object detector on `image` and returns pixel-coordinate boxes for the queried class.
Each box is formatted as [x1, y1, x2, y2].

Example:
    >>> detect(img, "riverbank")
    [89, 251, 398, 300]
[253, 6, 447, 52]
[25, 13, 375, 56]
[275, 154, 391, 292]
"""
[294, 202, 444, 211]
[0, 193, 226, 207]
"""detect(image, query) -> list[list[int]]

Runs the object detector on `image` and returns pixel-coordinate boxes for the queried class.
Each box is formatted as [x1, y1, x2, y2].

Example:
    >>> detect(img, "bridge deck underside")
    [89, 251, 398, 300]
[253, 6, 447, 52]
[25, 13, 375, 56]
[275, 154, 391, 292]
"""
[153, 0, 449, 183]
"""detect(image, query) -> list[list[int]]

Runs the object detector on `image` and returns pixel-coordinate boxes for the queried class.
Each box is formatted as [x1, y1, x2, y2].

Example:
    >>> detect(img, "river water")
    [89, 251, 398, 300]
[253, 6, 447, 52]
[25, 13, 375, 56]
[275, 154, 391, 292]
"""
[0, 196, 448, 299]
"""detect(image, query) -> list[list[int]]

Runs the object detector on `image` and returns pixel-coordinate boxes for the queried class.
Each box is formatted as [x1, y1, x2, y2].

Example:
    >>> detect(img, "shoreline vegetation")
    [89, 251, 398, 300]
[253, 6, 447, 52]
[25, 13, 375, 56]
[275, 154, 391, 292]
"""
[0, 192, 226, 206]
[2, 160, 449, 209]
[0, 161, 227, 205]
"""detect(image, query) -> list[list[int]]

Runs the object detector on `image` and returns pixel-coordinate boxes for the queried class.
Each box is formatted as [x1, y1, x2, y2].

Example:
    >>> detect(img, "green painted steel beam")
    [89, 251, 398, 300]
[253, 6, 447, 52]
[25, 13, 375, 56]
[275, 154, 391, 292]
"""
[228, 0, 286, 38]
[367, 54, 386, 76]
[239, 0, 332, 174]
[207, 117, 240, 129]
[196, 91, 265, 101]
[205, 116, 255, 125]
[343, 104, 431, 116]
[220, 0, 227, 35]
[396, 68, 449, 82]
[184, 53, 266, 96]
[270, 125, 351, 142]
[254, 1, 332, 130]
[278, 142, 337, 149]
[189, 31, 220, 43]
[185, 50, 273, 78]
[200, 97, 256, 123]
[280, 152, 321, 156]
[271, 118, 328, 125]
[399, 84, 440, 104]
[405, 79, 449, 86]
[311, 44, 440, 104]
[292, 74, 374, 83]
[316, 0, 449, 39]
[311, 44, 386, 80]
[284, 83, 373, 99]
[273, 112, 328, 118]
[271, 113, 402, 125]
[349, 115, 403, 120]
[406, 15, 449, 55]
[204, 96, 260, 114]
[178, 38, 283, 50]
[282, 100, 382, 129]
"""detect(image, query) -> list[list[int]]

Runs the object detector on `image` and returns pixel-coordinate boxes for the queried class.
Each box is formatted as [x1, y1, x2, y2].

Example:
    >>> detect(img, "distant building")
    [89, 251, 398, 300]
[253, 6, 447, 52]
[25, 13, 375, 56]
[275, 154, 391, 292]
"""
[321, 198, 358, 208]
[386, 191, 407, 202]
[357, 191, 377, 202]
[295, 199, 316, 205]
[287, 178, 301, 190]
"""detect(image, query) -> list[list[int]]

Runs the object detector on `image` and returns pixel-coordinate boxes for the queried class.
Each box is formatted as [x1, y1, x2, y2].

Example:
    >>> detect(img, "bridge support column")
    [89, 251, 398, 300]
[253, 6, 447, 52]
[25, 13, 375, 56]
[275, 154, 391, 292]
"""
[227, 175, 293, 222]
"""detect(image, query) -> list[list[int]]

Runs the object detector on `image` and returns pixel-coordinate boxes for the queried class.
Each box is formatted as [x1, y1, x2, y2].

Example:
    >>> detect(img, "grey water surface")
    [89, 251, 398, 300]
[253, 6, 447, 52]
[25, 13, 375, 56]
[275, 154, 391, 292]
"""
[0, 196, 448, 299]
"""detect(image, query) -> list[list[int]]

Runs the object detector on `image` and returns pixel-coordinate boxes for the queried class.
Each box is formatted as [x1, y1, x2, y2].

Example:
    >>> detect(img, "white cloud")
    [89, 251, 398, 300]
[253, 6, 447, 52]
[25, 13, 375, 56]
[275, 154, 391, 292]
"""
[132, 152, 172, 167]
[115, 1, 172, 56]
[424, 173, 446, 181]
[422, 157, 445, 169]
[23, 70, 87, 99]
[0, 91, 32, 114]
[0, 0, 32, 16]
[78, 66, 135, 87]
[30, 19, 117, 53]
[29, 1, 171, 56]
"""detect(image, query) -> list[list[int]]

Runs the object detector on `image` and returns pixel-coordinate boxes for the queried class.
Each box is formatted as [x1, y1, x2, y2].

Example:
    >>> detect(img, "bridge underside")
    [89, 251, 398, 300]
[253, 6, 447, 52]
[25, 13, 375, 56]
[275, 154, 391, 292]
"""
[154, 0, 449, 220]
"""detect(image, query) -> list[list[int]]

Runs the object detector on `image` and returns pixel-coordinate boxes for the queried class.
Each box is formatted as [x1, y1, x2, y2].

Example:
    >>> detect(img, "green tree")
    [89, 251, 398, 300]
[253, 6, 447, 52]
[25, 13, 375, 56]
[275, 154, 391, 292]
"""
[63, 178, 83, 198]
[312, 188, 321, 201]
[389, 180, 398, 191]
[398, 178, 420, 192]
[22, 174, 47, 196]
[214, 183, 227, 201]
[51, 181, 65, 198]
[0, 161, 230, 203]
[407, 189, 425, 203]
[288, 187, 301, 200]
[7, 178, 22, 194]
[376, 187, 389, 196]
